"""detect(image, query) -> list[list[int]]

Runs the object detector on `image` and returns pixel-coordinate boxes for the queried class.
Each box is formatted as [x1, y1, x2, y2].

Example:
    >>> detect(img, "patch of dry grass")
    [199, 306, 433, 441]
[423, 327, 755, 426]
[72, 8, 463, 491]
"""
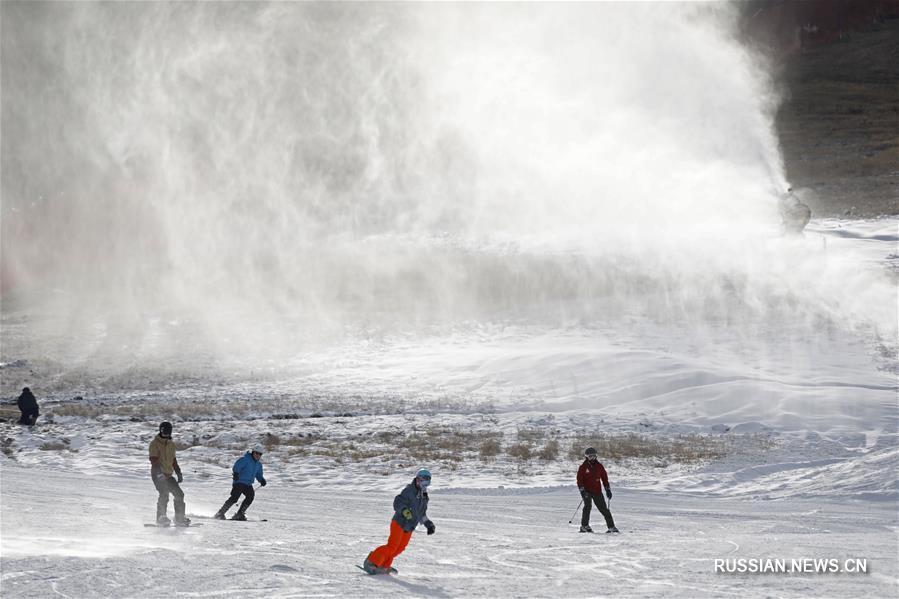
[48, 394, 496, 421]
[270, 426, 509, 466]
[567, 433, 732, 464]
[507, 443, 532, 461]
[31, 398, 769, 470]
[51, 400, 249, 420]
[0, 407, 20, 422]
[479, 438, 502, 461]
[162, 423, 751, 469]
[538, 439, 560, 461]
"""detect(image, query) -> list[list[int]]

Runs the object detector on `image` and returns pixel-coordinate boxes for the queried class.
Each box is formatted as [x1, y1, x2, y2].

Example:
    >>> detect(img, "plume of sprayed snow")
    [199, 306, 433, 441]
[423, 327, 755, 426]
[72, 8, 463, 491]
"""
[0, 2, 892, 372]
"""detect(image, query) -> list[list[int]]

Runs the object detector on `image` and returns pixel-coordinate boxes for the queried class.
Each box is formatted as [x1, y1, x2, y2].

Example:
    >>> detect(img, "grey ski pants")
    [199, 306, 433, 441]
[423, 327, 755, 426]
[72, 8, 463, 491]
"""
[153, 476, 186, 520]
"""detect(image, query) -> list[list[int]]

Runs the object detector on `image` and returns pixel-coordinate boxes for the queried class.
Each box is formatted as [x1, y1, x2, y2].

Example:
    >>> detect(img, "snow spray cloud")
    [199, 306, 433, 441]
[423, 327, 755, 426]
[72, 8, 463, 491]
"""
[1, 2, 893, 372]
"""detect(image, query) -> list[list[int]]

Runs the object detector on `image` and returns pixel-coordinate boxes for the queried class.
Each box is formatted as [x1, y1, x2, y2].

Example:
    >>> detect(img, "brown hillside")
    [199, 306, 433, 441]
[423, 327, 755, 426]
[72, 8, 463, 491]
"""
[747, 1, 899, 217]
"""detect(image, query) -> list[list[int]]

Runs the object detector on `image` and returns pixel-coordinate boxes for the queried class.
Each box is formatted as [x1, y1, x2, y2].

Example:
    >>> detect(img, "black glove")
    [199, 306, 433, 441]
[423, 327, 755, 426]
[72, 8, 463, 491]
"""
[425, 521, 436, 535]
[176, 471, 183, 484]
[605, 488, 612, 500]
[232, 472, 239, 481]
[259, 479, 267, 487]
[579, 488, 588, 500]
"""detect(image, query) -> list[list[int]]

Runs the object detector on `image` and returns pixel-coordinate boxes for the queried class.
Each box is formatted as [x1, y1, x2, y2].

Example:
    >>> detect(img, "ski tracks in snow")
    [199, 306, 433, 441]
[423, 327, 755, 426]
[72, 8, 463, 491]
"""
[1, 463, 896, 598]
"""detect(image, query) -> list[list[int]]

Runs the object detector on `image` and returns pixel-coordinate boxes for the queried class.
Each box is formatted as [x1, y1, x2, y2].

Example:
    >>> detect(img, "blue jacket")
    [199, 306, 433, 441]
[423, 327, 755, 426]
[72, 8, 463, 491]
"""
[392, 479, 431, 532]
[232, 452, 265, 486]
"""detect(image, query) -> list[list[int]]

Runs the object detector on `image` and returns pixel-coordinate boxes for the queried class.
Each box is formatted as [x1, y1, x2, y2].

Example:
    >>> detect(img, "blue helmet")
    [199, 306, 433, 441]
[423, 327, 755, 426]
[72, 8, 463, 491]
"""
[416, 468, 432, 480]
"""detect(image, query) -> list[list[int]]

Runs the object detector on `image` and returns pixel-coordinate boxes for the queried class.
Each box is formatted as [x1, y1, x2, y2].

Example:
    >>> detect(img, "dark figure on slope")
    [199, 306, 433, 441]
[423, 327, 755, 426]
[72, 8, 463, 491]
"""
[215, 444, 267, 521]
[17, 387, 39, 426]
[149, 421, 190, 526]
[779, 187, 811, 234]
[577, 447, 619, 533]
[363, 469, 436, 575]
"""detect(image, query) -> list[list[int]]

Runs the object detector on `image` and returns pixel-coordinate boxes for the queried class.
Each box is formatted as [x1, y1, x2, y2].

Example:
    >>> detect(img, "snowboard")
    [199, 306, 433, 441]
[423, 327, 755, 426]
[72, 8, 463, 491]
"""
[356, 564, 397, 575]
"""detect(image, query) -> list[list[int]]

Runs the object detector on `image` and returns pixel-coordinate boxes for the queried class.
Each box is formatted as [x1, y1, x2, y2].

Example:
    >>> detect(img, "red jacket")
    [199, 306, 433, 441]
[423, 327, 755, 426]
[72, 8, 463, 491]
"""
[577, 459, 610, 495]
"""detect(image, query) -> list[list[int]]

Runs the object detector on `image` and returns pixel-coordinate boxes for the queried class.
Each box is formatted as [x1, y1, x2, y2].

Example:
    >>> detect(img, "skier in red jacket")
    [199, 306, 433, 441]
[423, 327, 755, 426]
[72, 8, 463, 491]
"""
[576, 447, 619, 533]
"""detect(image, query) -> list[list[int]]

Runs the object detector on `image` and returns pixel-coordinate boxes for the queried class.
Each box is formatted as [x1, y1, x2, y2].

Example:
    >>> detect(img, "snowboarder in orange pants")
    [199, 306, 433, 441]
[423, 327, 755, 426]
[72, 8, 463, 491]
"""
[363, 469, 436, 575]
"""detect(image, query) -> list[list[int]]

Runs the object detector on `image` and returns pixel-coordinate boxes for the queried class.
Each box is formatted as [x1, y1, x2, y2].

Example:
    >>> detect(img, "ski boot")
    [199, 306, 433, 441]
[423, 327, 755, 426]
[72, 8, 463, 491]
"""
[230, 510, 247, 521]
[156, 515, 171, 527]
[214, 509, 227, 520]
[175, 517, 192, 527]
[579, 525, 593, 533]
[606, 526, 620, 534]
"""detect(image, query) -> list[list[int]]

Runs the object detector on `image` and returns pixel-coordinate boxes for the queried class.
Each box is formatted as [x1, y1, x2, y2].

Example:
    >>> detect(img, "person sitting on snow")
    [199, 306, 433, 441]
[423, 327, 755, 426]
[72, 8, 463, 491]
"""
[577, 447, 619, 533]
[362, 468, 436, 575]
[214, 444, 267, 521]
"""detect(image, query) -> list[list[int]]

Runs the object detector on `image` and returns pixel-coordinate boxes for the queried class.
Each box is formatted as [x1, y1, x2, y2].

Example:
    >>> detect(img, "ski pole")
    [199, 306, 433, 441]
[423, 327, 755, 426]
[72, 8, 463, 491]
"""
[568, 499, 583, 524]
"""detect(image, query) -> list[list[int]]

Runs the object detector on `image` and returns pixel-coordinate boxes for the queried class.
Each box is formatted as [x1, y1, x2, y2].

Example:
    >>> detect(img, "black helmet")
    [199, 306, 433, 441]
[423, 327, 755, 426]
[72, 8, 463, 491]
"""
[159, 421, 173, 437]
[584, 447, 597, 458]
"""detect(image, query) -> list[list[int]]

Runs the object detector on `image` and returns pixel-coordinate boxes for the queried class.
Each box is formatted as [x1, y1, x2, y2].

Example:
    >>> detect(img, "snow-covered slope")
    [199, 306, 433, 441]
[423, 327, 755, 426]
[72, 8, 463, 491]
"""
[1, 459, 896, 598]
[0, 214, 895, 599]
[2, 1, 896, 595]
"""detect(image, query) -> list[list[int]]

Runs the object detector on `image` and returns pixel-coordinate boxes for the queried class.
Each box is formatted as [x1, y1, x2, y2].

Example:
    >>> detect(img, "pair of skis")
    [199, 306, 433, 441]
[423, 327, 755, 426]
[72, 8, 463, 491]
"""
[195, 514, 268, 522]
[579, 528, 621, 534]
[145, 516, 268, 526]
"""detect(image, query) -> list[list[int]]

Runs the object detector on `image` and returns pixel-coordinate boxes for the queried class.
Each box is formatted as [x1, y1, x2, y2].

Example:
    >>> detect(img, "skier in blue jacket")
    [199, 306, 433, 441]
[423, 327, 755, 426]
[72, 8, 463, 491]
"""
[214, 445, 267, 521]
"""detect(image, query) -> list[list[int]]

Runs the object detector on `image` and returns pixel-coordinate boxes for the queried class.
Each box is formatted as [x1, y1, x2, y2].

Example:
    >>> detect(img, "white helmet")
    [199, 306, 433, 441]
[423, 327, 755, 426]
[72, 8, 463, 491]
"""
[250, 444, 265, 455]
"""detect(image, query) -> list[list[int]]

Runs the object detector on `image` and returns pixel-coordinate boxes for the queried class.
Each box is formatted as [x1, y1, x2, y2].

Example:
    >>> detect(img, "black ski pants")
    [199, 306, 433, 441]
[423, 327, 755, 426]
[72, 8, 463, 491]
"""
[153, 476, 186, 520]
[18, 413, 38, 425]
[581, 491, 615, 529]
[221, 483, 255, 514]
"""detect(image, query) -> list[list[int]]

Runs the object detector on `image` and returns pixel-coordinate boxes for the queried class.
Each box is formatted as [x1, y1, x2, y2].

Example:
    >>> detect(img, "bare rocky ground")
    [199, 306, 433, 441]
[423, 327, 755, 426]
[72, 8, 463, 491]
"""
[775, 17, 899, 217]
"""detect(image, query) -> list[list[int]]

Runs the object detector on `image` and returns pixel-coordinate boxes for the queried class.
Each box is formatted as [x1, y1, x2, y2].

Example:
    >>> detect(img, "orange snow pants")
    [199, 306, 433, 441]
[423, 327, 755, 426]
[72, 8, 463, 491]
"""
[367, 520, 413, 569]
